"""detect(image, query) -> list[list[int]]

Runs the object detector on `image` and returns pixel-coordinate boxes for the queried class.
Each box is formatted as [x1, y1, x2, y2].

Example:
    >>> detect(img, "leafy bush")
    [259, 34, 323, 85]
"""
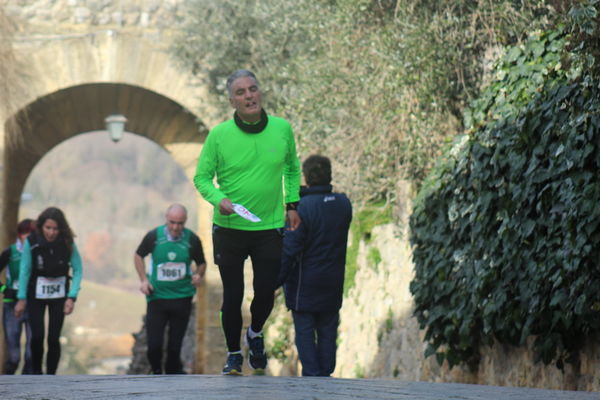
[171, 0, 555, 207]
[410, 2, 600, 370]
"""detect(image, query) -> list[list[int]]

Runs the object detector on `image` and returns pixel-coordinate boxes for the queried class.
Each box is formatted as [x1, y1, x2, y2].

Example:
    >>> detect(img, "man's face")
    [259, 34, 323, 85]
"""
[229, 76, 262, 122]
[166, 209, 186, 238]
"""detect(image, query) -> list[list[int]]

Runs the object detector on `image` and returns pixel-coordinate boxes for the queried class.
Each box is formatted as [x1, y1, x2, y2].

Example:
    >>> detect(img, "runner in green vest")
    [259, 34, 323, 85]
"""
[134, 203, 206, 374]
[0, 219, 35, 374]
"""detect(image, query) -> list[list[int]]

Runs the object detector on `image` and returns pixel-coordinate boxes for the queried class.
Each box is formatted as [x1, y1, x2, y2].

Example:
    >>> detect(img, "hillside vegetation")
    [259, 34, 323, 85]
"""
[172, 0, 558, 207]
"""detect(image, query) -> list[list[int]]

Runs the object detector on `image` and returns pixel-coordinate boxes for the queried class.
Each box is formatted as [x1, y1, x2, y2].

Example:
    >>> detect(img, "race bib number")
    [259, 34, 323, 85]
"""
[35, 276, 66, 299]
[157, 262, 186, 281]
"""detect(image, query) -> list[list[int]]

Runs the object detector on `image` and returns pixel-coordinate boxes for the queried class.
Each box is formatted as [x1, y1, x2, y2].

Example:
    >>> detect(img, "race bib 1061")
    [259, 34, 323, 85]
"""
[35, 276, 66, 299]
[157, 262, 186, 281]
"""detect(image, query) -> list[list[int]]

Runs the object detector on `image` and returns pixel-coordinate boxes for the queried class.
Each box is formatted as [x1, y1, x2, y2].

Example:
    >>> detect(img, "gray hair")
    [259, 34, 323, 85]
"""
[226, 69, 259, 97]
[166, 203, 187, 217]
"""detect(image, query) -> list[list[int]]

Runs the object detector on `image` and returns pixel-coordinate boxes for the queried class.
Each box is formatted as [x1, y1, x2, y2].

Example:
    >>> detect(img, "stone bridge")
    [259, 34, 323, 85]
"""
[0, 0, 227, 374]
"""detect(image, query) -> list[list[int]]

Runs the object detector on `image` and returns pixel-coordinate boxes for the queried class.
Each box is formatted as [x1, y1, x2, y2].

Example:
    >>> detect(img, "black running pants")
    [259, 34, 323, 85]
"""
[27, 297, 66, 375]
[145, 296, 192, 374]
[212, 226, 282, 352]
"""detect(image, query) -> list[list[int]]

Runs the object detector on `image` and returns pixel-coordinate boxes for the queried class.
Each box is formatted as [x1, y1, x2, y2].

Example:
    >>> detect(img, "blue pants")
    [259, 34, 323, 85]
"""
[292, 310, 339, 377]
[2, 302, 33, 374]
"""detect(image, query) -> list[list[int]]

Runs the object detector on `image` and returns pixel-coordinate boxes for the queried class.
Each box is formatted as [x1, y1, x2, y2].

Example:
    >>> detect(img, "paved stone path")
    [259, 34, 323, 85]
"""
[1, 375, 598, 399]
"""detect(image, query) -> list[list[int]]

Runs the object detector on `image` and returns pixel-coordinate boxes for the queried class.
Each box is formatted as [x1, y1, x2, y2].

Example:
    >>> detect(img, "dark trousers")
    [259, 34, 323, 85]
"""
[292, 310, 339, 377]
[27, 298, 66, 375]
[2, 302, 33, 374]
[146, 297, 192, 374]
[213, 226, 282, 352]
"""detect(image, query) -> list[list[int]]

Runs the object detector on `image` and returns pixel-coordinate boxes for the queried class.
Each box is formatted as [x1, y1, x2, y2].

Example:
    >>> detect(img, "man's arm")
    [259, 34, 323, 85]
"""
[134, 231, 156, 296]
[283, 125, 301, 230]
[194, 131, 228, 209]
[189, 233, 207, 286]
[283, 125, 301, 205]
[191, 262, 207, 287]
[134, 253, 153, 295]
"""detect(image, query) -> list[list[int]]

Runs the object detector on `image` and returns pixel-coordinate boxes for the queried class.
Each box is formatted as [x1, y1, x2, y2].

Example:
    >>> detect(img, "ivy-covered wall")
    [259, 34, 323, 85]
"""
[410, 1, 600, 373]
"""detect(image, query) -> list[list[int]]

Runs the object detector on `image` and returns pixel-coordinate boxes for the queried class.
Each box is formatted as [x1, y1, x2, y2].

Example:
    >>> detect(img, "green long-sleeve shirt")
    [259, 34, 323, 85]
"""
[17, 240, 83, 300]
[194, 114, 301, 230]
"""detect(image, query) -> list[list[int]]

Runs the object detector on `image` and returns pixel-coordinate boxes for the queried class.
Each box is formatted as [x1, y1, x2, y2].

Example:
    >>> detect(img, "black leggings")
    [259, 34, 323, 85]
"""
[27, 298, 66, 375]
[146, 297, 192, 374]
[213, 227, 282, 352]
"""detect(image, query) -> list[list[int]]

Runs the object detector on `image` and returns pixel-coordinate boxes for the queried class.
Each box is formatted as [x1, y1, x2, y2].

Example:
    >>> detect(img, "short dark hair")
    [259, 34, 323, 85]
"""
[17, 218, 35, 236]
[226, 69, 259, 96]
[302, 155, 332, 186]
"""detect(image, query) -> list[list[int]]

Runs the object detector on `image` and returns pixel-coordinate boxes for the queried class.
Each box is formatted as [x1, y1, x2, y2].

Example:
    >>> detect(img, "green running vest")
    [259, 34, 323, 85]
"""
[147, 226, 195, 302]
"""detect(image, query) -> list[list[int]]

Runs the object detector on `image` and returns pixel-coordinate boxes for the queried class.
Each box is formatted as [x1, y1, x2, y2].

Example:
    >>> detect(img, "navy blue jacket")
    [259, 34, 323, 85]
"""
[280, 185, 352, 312]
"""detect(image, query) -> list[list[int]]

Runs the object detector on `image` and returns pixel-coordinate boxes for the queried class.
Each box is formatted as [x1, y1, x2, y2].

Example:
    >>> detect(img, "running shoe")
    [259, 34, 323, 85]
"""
[222, 352, 243, 375]
[245, 328, 267, 373]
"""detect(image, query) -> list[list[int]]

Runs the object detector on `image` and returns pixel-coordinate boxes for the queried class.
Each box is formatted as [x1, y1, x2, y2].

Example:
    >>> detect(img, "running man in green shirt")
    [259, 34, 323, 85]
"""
[194, 69, 301, 375]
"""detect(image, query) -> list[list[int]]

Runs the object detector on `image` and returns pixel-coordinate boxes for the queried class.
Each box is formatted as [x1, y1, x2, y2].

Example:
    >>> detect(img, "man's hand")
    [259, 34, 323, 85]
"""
[219, 198, 234, 215]
[64, 298, 75, 315]
[191, 273, 203, 287]
[14, 299, 26, 318]
[192, 263, 207, 287]
[286, 210, 301, 231]
[140, 279, 154, 295]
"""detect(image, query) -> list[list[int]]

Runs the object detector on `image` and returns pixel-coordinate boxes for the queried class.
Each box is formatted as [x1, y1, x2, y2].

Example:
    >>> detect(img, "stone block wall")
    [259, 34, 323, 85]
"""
[333, 197, 600, 391]
[5, 0, 184, 32]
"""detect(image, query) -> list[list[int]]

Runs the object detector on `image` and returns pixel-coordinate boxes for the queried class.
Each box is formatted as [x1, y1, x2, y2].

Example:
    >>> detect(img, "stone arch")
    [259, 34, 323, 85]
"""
[3, 82, 208, 243]
[0, 4, 225, 374]
[1, 81, 215, 373]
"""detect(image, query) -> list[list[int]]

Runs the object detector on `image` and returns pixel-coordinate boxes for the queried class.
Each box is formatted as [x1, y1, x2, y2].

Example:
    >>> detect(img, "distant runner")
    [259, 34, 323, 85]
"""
[134, 203, 206, 374]
[15, 207, 83, 375]
[0, 219, 36, 374]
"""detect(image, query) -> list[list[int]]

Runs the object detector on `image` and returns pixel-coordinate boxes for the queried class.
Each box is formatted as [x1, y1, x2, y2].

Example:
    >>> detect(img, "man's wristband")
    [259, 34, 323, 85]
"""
[286, 202, 299, 211]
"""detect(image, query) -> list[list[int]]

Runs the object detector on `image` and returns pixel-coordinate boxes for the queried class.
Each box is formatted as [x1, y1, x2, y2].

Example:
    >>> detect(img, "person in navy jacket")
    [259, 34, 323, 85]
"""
[279, 154, 352, 376]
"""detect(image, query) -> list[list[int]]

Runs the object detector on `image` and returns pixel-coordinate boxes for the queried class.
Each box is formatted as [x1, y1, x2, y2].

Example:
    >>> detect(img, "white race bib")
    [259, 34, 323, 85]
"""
[35, 276, 66, 299]
[232, 203, 262, 222]
[157, 262, 186, 281]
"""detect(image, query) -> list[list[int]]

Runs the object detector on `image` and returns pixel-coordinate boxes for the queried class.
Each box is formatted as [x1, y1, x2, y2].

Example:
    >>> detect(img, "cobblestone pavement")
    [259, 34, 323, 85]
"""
[1, 375, 598, 399]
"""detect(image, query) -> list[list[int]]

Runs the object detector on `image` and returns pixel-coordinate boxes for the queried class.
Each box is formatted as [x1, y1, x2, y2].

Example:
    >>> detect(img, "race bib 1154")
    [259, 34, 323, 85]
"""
[35, 276, 66, 299]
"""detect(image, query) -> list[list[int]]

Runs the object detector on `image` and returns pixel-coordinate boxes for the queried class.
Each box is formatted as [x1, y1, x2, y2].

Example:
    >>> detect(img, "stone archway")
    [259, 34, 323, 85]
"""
[1, 82, 215, 373]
